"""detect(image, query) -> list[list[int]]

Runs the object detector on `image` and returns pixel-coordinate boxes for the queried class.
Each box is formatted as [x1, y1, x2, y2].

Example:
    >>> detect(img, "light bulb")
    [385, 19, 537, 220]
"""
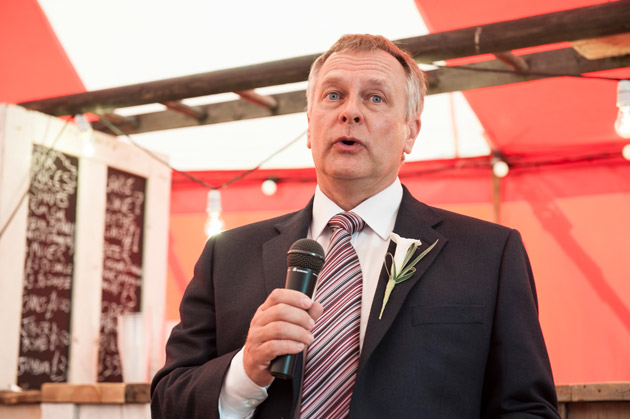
[261, 179, 277, 196]
[205, 212, 224, 237]
[205, 189, 225, 237]
[615, 80, 630, 139]
[622, 144, 630, 161]
[615, 107, 630, 139]
[492, 160, 509, 178]
[75, 114, 95, 157]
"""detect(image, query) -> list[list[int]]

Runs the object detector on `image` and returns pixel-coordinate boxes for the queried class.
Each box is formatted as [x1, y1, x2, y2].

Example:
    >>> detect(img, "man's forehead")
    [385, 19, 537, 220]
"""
[323, 50, 403, 69]
[317, 50, 406, 85]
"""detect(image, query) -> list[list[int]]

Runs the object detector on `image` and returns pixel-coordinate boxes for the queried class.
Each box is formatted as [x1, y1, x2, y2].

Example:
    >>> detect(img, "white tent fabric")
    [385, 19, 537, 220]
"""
[38, 0, 489, 170]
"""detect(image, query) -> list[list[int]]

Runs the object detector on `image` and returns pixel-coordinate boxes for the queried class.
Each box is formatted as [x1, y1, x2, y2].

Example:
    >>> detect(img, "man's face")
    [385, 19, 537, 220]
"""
[307, 50, 420, 195]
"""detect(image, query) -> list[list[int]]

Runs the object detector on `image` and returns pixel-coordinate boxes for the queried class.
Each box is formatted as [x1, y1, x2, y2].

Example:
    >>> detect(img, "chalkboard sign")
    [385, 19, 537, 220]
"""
[97, 167, 146, 382]
[17, 145, 78, 390]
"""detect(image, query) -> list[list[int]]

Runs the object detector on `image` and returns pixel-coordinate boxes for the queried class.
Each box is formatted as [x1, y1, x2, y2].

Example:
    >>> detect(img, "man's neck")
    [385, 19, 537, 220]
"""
[317, 176, 397, 210]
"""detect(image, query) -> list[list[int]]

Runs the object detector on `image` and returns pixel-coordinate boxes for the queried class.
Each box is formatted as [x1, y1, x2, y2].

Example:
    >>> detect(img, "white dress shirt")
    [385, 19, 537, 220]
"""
[218, 179, 403, 418]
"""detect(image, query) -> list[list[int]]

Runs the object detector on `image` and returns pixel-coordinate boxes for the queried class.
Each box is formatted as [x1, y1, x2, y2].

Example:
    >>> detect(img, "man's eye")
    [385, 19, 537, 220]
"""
[327, 92, 340, 100]
[370, 95, 383, 103]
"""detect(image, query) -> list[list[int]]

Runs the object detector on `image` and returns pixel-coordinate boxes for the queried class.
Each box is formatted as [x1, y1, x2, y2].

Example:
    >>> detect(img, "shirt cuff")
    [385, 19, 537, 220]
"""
[218, 349, 269, 418]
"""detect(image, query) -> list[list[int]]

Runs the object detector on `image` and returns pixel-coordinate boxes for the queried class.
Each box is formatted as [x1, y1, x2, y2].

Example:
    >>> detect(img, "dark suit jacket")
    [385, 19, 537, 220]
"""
[151, 187, 559, 418]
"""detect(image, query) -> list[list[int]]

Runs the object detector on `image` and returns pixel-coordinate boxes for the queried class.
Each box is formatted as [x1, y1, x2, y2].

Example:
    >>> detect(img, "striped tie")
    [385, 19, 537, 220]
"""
[301, 211, 364, 419]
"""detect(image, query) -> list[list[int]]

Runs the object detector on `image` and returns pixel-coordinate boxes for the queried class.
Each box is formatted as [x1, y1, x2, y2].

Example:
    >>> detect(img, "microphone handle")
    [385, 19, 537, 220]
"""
[270, 267, 318, 379]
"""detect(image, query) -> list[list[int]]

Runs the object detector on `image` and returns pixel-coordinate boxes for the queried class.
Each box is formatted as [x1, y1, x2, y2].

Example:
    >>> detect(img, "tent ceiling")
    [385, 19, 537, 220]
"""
[2, 0, 629, 170]
[19, 1, 630, 138]
[9, 0, 491, 170]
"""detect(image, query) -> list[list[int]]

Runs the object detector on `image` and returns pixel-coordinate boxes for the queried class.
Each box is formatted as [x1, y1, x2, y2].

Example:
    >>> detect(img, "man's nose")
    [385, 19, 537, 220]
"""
[339, 97, 362, 124]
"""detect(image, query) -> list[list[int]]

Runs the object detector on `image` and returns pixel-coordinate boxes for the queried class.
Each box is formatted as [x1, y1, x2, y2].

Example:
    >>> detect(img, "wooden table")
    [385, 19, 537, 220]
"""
[0, 390, 41, 419]
[2, 382, 630, 418]
[556, 383, 630, 419]
[1, 383, 149, 419]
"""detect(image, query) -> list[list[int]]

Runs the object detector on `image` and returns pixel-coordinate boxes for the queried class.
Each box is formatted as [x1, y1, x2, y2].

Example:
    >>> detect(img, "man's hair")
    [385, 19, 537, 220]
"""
[306, 34, 426, 119]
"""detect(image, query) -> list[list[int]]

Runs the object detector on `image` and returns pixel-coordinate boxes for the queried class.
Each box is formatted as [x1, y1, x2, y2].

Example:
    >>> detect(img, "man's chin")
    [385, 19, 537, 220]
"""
[327, 169, 367, 181]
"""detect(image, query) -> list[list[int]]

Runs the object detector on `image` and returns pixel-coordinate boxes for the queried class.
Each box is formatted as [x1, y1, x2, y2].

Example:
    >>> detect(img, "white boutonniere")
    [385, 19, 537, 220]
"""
[378, 233, 439, 319]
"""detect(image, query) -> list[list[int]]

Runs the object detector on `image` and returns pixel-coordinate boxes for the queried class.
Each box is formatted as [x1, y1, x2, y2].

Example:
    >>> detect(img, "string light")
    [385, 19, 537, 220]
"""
[622, 144, 630, 161]
[491, 155, 509, 178]
[261, 178, 278, 196]
[205, 189, 225, 237]
[615, 80, 630, 139]
[75, 114, 95, 157]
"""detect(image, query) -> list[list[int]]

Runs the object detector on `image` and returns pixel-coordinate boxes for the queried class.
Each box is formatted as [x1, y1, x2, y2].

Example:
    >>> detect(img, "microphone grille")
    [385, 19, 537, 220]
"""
[287, 238, 325, 273]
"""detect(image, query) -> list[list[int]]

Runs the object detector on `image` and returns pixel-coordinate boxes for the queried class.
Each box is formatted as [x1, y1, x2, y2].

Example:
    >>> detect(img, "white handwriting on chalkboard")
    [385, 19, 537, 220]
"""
[26, 241, 68, 263]
[98, 353, 122, 380]
[22, 290, 71, 319]
[18, 146, 77, 388]
[106, 175, 135, 195]
[17, 350, 67, 381]
[20, 316, 70, 352]
[30, 150, 77, 194]
[106, 193, 144, 216]
[98, 169, 145, 382]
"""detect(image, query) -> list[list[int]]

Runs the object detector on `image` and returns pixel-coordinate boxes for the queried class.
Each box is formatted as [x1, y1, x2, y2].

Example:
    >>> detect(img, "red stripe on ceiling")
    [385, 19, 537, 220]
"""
[169, 151, 629, 215]
[414, 0, 611, 33]
[0, 0, 85, 104]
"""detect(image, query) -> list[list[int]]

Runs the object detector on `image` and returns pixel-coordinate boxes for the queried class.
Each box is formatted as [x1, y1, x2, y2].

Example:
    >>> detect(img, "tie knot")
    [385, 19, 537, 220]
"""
[329, 211, 364, 235]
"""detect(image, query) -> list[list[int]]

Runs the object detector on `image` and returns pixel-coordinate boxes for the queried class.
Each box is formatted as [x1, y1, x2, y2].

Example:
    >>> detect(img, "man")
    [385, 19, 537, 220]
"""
[151, 34, 559, 418]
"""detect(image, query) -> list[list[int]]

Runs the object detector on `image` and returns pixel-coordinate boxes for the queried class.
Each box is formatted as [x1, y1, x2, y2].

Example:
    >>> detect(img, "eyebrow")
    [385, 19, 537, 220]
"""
[318, 76, 394, 92]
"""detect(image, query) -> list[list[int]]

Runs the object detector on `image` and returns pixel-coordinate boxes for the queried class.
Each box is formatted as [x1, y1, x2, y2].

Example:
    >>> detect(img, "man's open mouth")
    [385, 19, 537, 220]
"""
[336, 137, 362, 147]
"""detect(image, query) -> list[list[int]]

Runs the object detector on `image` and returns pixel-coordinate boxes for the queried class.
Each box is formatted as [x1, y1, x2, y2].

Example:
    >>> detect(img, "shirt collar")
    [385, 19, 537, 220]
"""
[311, 178, 403, 240]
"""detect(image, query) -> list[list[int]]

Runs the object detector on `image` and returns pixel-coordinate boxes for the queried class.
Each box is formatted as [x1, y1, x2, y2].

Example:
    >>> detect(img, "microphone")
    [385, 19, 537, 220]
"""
[270, 238, 325, 380]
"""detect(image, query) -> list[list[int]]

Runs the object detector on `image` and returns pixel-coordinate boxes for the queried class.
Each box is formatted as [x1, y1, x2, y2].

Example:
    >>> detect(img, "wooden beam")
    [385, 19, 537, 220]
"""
[160, 101, 207, 121]
[235, 90, 279, 110]
[22, 55, 316, 117]
[91, 47, 630, 135]
[493, 51, 529, 72]
[19, 2, 630, 117]
[571, 33, 630, 59]
[100, 112, 139, 129]
[398, 1, 630, 63]
[424, 47, 630, 94]
[92, 90, 306, 134]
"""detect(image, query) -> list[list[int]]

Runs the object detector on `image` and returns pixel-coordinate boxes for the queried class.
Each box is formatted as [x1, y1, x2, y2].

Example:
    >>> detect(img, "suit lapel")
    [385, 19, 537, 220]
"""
[359, 188, 448, 370]
[262, 200, 313, 295]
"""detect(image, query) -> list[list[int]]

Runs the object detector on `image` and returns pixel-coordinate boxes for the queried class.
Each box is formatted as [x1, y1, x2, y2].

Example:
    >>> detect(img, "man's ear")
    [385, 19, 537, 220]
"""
[404, 116, 421, 154]
[306, 113, 312, 149]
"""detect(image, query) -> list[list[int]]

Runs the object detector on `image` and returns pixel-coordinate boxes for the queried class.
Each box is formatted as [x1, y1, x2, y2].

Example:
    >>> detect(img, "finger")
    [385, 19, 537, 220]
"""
[308, 301, 324, 322]
[246, 319, 314, 359]
[259, 288, 313, 311]
[255, 302, 316, 331]
[243, 320, 312, 385]
[246, 335, 308, 362]
[243, 338, 306, 387]
[258, 339, 307, 359]
[259, 320, 314, 346]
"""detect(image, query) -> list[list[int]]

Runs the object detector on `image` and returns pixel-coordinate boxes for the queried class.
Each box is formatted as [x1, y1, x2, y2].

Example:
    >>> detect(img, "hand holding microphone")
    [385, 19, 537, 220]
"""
[242, 238, 325, 386]
[270, 239, 325, 379]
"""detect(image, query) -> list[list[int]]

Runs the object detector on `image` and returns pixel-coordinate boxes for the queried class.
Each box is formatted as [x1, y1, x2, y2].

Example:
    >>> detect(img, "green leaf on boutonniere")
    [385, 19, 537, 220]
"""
[378, 237, 439, 320]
